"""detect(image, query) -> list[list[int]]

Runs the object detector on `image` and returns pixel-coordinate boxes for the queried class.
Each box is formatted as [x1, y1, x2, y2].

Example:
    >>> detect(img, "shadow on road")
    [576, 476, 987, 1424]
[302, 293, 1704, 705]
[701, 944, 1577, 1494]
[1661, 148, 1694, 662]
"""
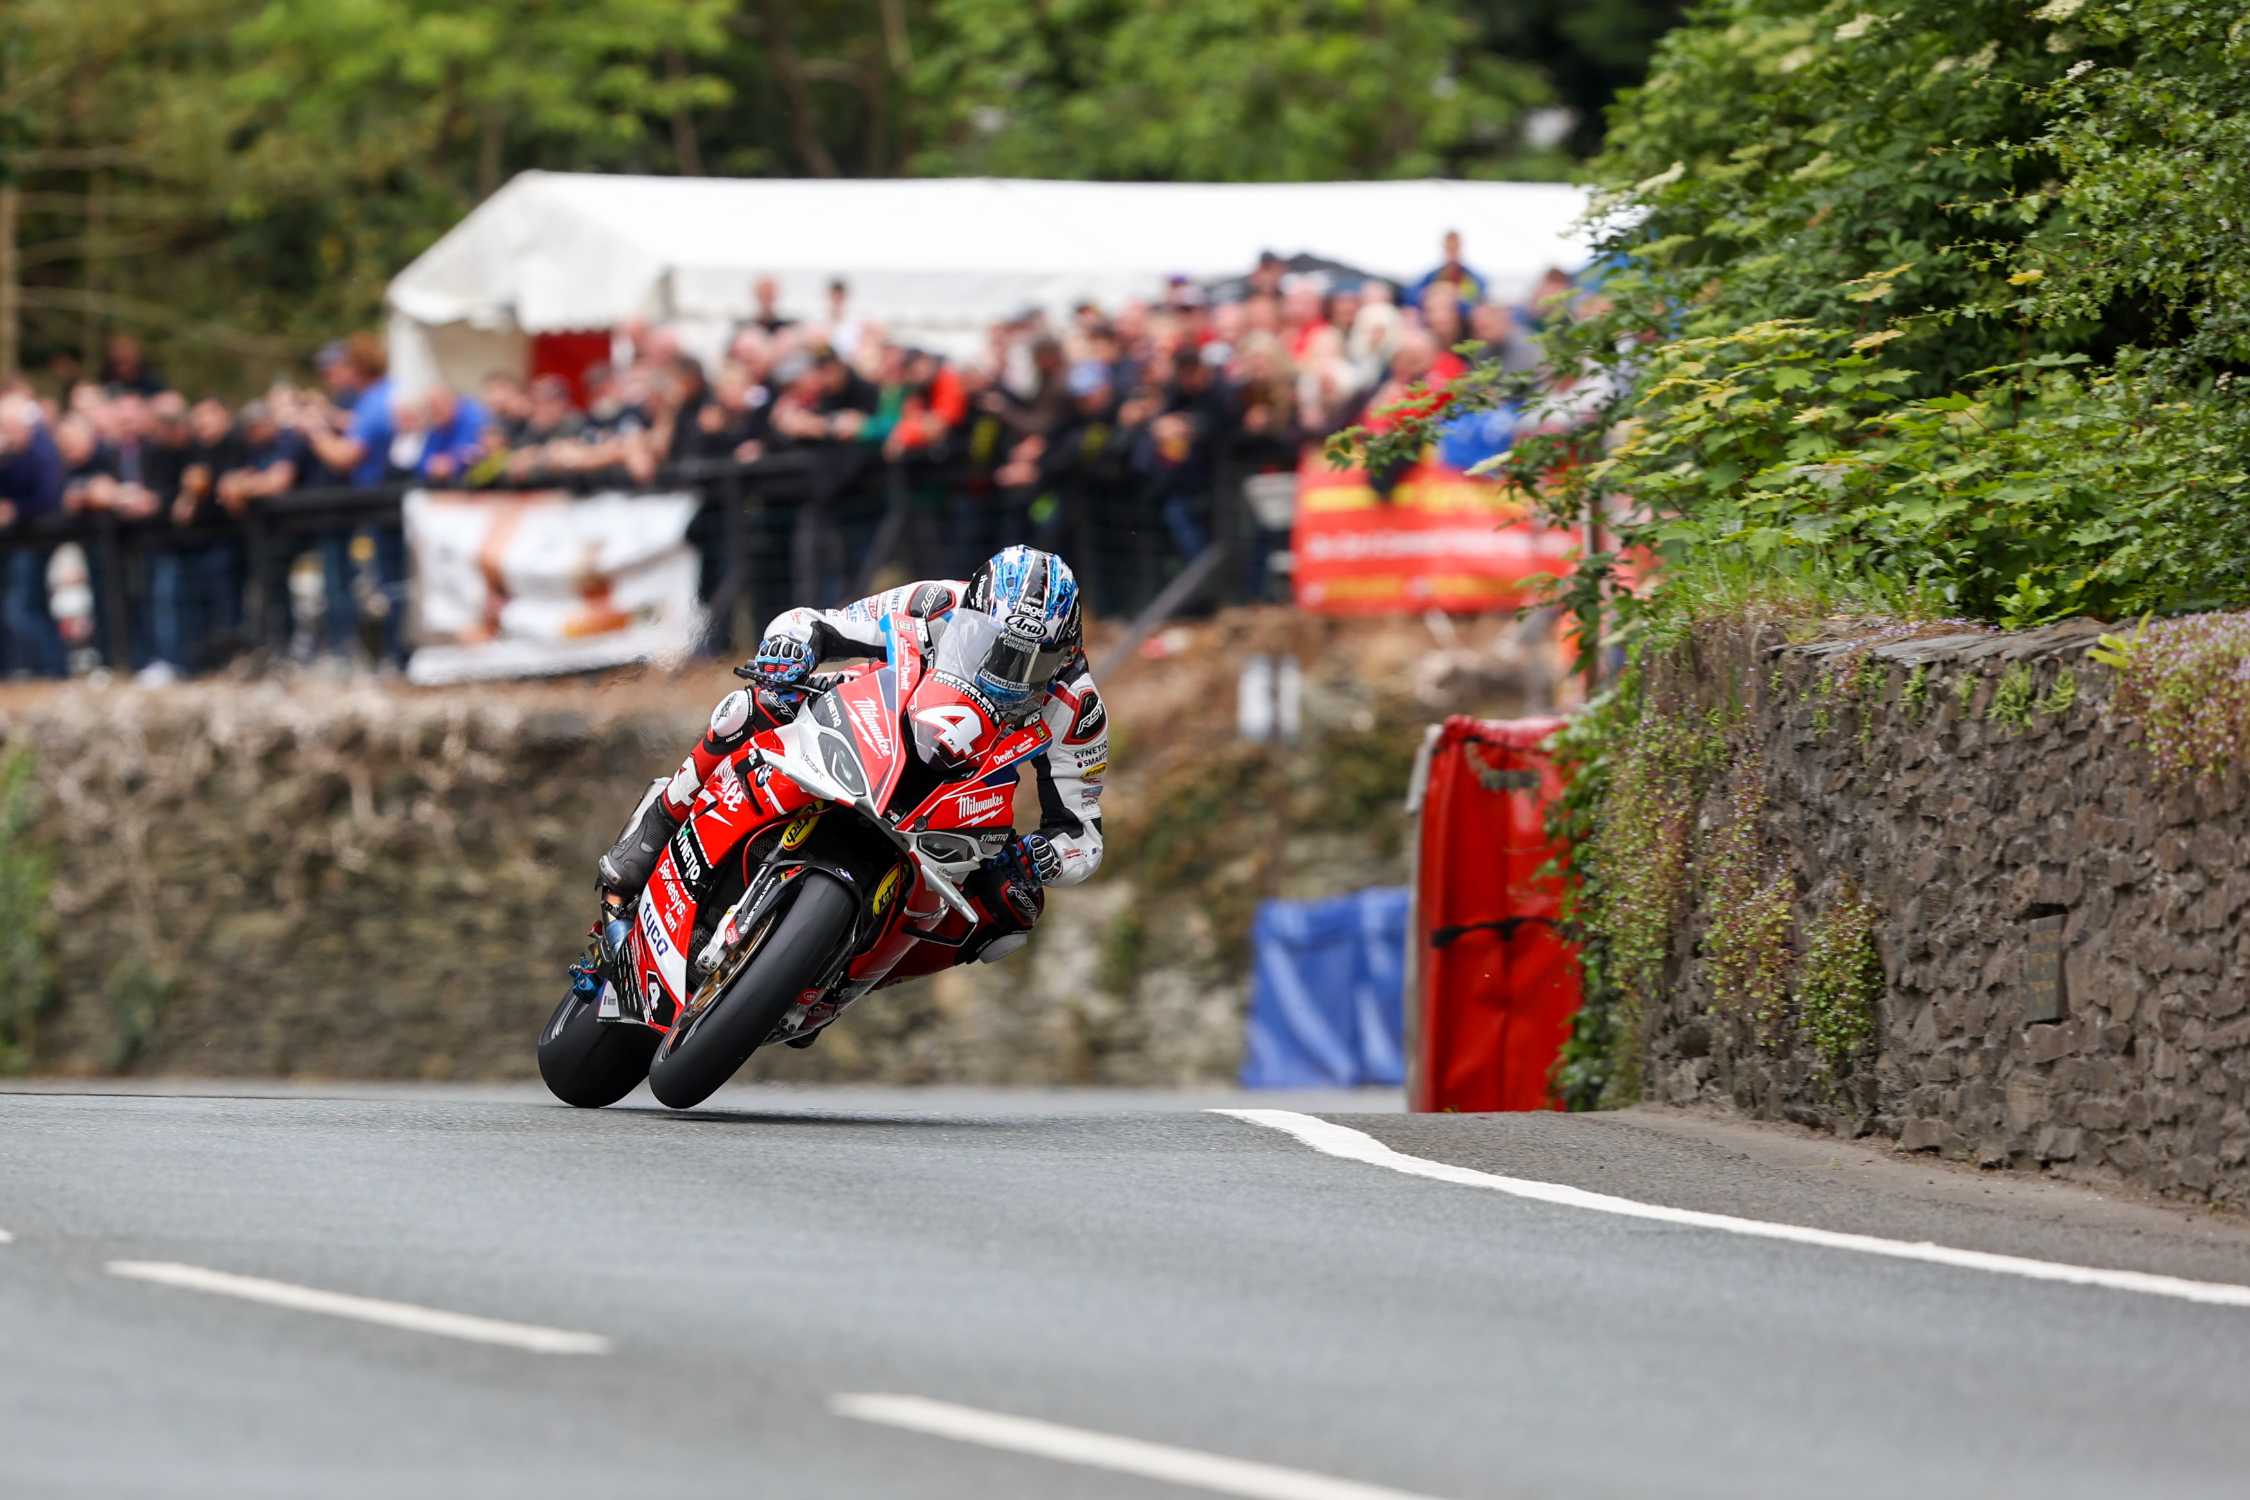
[624, 1107, 1029, 1130]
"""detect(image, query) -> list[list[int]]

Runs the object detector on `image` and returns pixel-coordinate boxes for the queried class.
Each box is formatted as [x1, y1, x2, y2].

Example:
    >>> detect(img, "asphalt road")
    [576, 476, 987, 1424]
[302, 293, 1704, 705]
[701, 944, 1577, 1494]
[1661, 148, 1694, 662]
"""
[5, 1082, 2250, 1499]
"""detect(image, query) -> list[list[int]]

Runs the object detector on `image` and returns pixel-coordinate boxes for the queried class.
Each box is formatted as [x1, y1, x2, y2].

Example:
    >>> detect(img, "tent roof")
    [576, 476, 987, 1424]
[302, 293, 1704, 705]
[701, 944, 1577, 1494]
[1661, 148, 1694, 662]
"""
[387, 171, 1594, 339]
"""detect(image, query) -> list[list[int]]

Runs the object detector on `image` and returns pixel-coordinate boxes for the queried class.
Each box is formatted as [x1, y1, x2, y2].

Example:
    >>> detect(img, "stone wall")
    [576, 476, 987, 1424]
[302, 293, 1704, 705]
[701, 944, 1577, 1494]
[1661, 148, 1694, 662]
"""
[1645, 620, 2250, 1206]
[0, 657, 1428, 1086]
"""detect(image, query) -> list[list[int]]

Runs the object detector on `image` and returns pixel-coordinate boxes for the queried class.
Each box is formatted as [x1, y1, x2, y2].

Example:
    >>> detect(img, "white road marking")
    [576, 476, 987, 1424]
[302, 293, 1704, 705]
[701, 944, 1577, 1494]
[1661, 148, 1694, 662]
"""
[832, 1394, 1450, 1500]
[0, 1228, 11, 1244]
[105, 1261, 611, 1354]
[1213, 1109, 2250, 1310]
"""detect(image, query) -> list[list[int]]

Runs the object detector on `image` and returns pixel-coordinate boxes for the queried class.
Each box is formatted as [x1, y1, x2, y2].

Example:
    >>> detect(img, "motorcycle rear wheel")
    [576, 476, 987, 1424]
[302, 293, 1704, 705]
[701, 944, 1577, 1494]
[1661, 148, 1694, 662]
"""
[536, 983, 661, 1108]
[646, 870, 857, 1110]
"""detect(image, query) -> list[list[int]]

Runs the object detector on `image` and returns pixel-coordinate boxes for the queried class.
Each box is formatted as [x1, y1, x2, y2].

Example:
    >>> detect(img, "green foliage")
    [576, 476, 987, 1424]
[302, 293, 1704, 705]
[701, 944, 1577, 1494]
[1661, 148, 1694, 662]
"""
[0, 0, 739, 382]
[1901, 665, 1930, 718]
[2099, 613, 2250, 782]
[1, 0, 1687, 384]
[2088, 617, 2151, 672]
[1543, 682, 1633, 1110]
[0, 754, 54, 1074]
[1344, 0, 2250, 665]
[1987, 662, 2035, 732]
[1796, 885, 1883, 1083]
[1097, 909, 1148, 1003]
[103, 961, 173, 1072]
[2037, 667, 2076, 718]
[1700, 758, 1793, 1042]
[1548, 671, 1728, 1108]
[912, 0, 1560, 181]
[1951, 670, 1978, 708]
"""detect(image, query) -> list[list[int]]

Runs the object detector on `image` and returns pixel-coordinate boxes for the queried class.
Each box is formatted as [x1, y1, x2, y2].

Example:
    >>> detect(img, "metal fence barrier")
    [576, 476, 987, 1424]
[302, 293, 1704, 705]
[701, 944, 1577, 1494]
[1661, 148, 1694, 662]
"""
[0, 442, 1296, 676]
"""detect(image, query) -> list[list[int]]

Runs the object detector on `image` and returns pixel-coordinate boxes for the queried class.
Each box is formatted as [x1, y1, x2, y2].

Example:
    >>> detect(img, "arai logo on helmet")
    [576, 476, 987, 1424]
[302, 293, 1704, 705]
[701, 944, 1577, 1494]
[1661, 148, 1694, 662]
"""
[915, 703, 984, 758]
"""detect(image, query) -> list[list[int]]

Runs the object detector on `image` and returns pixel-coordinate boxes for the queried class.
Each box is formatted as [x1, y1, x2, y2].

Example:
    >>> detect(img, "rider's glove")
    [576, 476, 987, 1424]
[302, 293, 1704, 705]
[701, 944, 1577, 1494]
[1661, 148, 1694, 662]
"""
[736, 624, 816, 689]
[1003, 832, 1063, 888]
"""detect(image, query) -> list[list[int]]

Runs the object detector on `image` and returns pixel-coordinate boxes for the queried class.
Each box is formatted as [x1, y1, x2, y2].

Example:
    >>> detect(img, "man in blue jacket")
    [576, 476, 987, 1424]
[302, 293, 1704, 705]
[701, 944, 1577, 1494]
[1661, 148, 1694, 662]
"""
[1405, 230, 1490, 311]
[0, 396, 67, 678]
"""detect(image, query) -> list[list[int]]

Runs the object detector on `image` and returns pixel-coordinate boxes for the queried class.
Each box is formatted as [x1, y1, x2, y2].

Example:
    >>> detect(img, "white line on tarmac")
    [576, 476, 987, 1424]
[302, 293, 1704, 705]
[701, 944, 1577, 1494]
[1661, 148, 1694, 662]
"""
[105, 1261, 611, 1355]
[0, 1228, 11, 1244]
[1213, 1109, 2250, 1311]
[833, 1395, 1450, 1500]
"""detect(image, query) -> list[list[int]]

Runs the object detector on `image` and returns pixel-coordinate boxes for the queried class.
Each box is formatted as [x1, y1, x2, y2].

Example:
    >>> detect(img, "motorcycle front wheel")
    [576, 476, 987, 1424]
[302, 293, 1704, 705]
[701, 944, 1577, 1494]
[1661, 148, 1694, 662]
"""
[646, 870, 857, 1110]
[536, 982, 662, 1108]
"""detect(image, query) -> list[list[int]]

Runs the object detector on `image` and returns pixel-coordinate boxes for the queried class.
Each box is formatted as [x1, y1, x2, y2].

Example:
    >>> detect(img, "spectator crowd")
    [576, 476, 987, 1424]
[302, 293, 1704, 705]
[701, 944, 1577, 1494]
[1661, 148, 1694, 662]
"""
[0, 232, 1583, 682]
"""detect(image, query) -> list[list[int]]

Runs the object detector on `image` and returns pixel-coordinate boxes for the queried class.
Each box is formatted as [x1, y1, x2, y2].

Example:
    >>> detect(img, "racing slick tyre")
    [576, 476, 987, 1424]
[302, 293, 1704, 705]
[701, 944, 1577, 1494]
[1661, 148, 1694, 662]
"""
[646, 870, 857, 1111]
[536, 984, 662, 1108]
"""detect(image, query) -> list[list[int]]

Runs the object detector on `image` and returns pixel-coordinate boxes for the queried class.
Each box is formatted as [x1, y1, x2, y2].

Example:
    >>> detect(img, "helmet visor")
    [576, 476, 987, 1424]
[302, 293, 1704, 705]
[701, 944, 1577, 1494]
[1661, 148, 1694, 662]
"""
[936, 610, 1068, 707]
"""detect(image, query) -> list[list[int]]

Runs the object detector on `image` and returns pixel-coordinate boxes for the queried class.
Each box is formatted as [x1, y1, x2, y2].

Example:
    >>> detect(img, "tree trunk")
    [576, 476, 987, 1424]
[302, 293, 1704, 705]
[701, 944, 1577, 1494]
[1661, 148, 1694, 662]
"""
[759, 0, 840, 177]
[0, 181, 19, 381]
[878, 0, 911, 70]
[82, 172, 104, 373]
[477, 108, 505, 200]
[666, 51, 704, 176]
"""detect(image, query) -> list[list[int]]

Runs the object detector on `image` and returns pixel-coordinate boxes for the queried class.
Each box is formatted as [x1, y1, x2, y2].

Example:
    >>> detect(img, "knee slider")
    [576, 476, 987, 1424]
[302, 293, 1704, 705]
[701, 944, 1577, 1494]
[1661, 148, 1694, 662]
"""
[709, 689, 752, 742]
[976, 931, 1030, 964]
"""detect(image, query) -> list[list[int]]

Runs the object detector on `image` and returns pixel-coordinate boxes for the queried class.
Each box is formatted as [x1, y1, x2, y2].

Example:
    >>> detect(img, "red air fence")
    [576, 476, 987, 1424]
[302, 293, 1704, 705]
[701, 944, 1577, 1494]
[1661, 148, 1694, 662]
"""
[1406, 715, 1581, 1112]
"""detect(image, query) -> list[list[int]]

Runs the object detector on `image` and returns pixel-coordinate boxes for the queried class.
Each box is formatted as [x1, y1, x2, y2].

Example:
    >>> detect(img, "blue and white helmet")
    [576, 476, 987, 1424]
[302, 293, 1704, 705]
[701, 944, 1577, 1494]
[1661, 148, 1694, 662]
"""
[960, 546, 1083, 705]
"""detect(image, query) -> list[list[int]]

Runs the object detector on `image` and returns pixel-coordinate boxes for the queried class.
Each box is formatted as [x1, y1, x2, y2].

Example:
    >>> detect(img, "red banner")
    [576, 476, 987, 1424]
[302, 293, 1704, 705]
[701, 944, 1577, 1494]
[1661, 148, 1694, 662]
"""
[1290, 450, 1578, 615]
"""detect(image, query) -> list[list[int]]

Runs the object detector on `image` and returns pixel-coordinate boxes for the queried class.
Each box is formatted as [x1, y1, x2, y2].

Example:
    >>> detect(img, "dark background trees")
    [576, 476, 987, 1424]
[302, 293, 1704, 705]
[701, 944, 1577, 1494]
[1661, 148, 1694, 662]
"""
[0, 0, 1679, 391]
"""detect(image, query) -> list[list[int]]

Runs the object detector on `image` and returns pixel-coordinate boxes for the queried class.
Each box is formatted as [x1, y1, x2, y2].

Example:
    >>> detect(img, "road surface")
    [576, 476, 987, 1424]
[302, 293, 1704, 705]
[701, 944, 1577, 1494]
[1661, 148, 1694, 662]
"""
[4, 1081, 2250, 1499]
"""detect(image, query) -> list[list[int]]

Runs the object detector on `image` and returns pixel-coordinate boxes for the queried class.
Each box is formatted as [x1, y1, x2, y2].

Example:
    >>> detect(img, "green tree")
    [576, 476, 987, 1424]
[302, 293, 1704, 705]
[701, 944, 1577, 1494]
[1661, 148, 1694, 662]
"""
[3, 0, 1690, 388]
[909, 0, 1562, 180]
[1380, 0, 2250, 641]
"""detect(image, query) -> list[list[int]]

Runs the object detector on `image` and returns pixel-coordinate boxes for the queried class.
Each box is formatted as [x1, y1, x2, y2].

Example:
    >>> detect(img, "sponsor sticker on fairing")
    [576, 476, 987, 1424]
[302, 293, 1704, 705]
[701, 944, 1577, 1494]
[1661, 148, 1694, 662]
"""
[669, 826, 707, 889]
[655, 866, 691, 929]
[847, 694, 896, 758]
[953, 790, 1009, 823]
[871, 864, 904, 916]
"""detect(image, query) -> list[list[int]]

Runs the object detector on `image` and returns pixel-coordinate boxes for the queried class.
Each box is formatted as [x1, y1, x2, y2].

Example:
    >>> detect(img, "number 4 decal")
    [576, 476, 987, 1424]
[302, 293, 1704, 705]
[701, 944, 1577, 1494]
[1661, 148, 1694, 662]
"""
[915, 704, 982, 757]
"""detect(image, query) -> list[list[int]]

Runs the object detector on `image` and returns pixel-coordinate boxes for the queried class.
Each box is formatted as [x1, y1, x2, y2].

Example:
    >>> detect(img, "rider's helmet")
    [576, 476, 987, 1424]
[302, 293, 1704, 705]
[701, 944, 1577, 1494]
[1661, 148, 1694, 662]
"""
[958, 545, 1083, 708]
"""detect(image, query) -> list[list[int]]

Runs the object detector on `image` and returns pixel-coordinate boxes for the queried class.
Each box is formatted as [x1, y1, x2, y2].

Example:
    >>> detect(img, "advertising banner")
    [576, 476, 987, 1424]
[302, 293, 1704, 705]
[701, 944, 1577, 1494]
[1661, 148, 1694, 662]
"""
[403, 489, 702, 685]
[1290, 450, 1577, 615]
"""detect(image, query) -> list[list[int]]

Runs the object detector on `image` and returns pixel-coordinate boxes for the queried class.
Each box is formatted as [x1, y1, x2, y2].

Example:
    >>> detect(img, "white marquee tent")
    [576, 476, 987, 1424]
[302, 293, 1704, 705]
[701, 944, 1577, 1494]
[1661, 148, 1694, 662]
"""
[384, 172, 1595, 393]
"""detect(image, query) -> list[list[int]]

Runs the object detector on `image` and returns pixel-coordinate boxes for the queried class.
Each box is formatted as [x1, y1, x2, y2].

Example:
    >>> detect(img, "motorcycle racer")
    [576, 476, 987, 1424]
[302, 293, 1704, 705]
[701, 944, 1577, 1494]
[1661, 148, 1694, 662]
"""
[595, 545, 1108, 977]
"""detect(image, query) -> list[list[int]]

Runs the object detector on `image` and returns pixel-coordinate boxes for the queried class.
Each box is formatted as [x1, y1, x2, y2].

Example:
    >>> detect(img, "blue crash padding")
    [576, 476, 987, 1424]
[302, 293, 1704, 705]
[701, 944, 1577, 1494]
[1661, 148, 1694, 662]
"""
[1241, 887, 1409, 1088]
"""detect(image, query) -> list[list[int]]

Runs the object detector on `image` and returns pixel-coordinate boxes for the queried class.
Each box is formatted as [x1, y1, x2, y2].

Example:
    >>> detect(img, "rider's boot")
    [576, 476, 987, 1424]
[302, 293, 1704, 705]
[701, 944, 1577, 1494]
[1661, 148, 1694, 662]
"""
[597, 796, 682, 906]
[594, 797, 682, 964]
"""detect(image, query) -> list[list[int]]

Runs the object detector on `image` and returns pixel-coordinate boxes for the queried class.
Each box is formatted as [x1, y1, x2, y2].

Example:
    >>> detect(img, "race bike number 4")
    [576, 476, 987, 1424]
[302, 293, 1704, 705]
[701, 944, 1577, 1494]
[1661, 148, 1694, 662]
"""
[915, 704, 983, 758]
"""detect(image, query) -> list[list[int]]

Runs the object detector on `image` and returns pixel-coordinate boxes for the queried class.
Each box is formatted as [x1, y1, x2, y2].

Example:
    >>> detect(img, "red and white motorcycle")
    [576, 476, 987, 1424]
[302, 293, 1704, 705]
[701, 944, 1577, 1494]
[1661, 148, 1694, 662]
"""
[536, 610, 1048, 1110]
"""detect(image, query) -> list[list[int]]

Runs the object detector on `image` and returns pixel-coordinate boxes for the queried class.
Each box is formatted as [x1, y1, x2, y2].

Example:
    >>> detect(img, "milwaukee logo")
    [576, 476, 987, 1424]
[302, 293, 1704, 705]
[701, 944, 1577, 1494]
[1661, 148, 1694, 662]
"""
[953, 791, 1008, 822]
[847, 695, 895, 757]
